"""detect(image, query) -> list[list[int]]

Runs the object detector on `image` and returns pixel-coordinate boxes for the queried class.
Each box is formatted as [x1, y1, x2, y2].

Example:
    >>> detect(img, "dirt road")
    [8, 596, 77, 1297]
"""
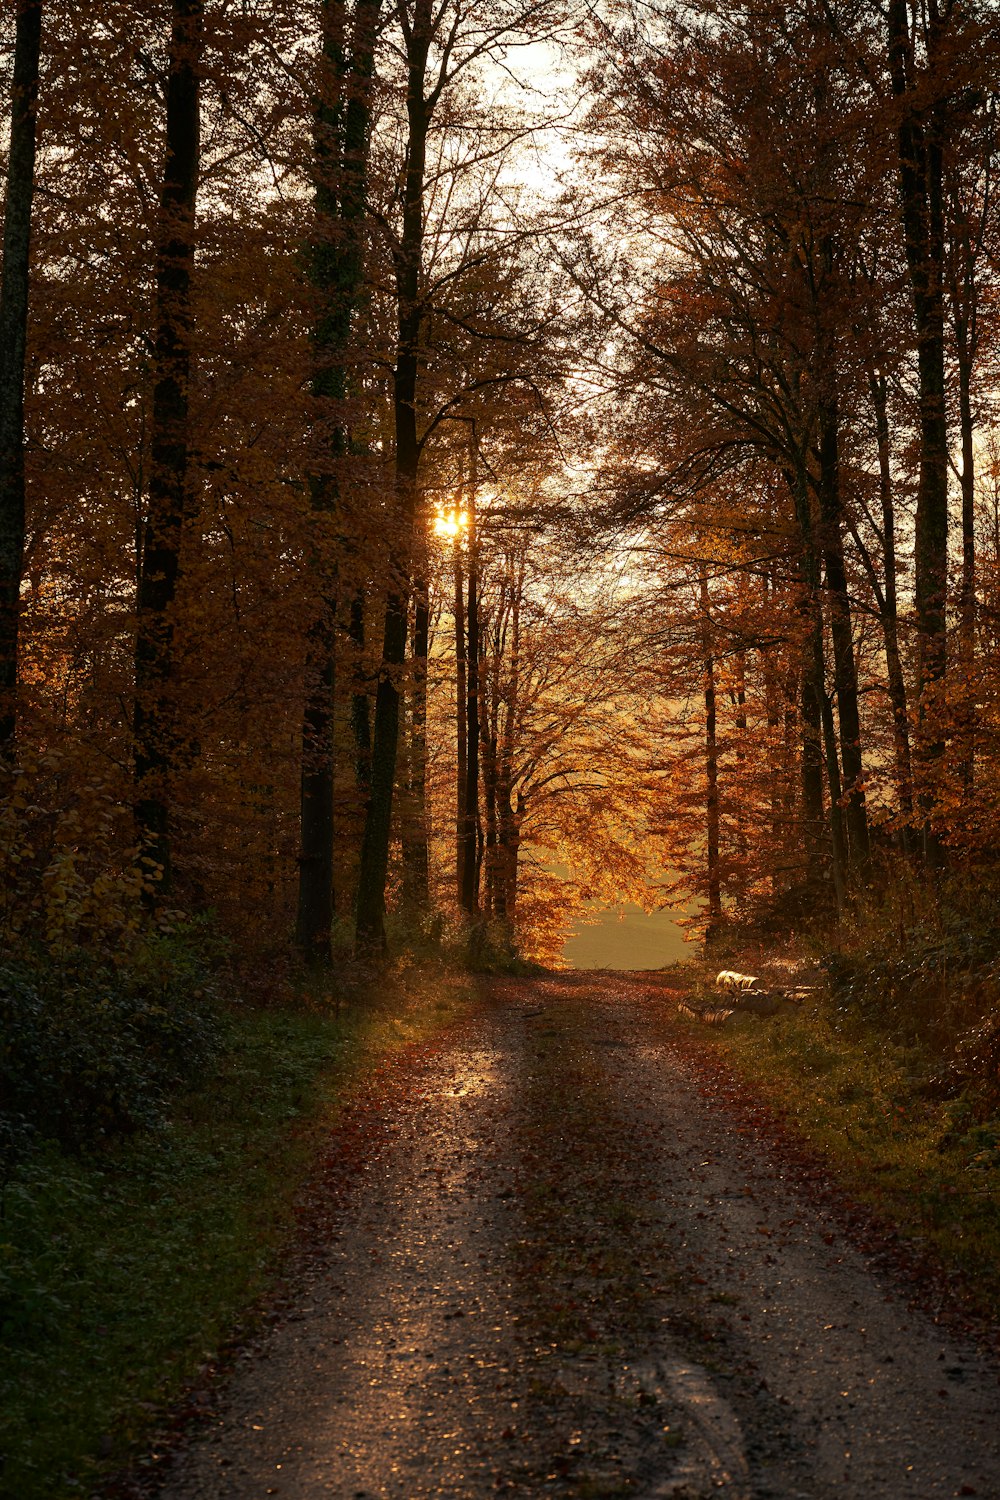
[154, 974, 1000, 1499]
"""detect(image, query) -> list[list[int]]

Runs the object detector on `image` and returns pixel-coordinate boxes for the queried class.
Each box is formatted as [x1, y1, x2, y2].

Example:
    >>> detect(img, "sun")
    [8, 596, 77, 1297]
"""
[433, 507, 468, 541]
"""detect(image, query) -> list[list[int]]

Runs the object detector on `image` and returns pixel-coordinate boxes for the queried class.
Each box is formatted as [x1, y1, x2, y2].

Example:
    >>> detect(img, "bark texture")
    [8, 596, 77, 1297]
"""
[133, 0, 203, 890]
[0, 0, 43, 751]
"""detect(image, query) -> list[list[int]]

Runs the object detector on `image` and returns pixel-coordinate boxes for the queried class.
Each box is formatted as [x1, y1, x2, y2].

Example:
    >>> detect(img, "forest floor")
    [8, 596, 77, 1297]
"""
[134, 972, 1000, 1500]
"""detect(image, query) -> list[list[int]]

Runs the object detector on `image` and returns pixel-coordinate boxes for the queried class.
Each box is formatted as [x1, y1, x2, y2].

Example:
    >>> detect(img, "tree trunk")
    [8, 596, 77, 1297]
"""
[494, 553, 523, 927]
[888, 0, 949, 854]
[349, 590, 372, 791]
[700, 574, 722, 931]
[402, 566, 430, 908]
[454, 544, 467, 900]
[818, 398, 870, 876]
[951, 208, 978, 797]
[460, 442, 480, 915]
[732, 645, 748, 893]
[355, 3, 430, 952]
[297, 0, 380, 961]
[0, 0, 43, 753]
[955, 330, 976, 799]
[869, 371, 913, 823]
[820, 685, 847, 919]
[133, 0, 203, 893]
[787, 465, 827, 887]
[296, 632, 336, 957]
[481, 596, 501, 918]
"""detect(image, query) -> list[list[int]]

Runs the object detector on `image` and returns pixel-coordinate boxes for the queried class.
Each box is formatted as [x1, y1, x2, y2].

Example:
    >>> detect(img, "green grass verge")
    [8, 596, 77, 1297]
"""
[673, 991, 1000, 1315]
[0, 962, 473, 1500]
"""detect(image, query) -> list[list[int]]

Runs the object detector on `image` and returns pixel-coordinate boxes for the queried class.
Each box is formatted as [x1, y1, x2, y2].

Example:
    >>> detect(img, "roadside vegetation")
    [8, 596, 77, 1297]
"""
[670, 870, 1000, 1320]
[0, 925, 476, 1500]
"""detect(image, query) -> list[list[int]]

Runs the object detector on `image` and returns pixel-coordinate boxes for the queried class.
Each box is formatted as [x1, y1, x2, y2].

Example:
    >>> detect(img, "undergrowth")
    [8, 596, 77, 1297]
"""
[0, 956, 474, 1500]
[680, 867, 1000, 1317]
[695, 1003, 1000, 1312]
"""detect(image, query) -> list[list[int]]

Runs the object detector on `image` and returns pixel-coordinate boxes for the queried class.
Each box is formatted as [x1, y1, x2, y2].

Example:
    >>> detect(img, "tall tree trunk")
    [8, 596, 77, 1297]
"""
[296, 0, 380, 962]
[481, 714, 498, 915]
[355, 3, 430, 952]
[0, 0, 42, 754]
[732, 645, 748, 893]
[700, 574, 722, 931]
[133, 0, 203, 892]
[402, 564, 430, 908]
[818, 398, 870, 876]
[888, 0, 949, 855]
[783, 671, 798, 849]
[956, 324, 976, 657]
[296, 629, 336, 956]
[820, 686, 847, 919]
[454, 543, 467, 900]
[950, 201, 978, 797]
[460, 440, 480, 915]
[349, 590, 372, 790]
[955, 319, 976, 798]
[787, 465, 827, 887]
[482, 599, 501, 918]
[869, 371, 913, 823]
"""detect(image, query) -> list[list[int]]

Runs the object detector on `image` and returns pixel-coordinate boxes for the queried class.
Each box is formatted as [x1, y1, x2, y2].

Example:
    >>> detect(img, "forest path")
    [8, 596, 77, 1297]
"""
[154, 974, 1000, 1500]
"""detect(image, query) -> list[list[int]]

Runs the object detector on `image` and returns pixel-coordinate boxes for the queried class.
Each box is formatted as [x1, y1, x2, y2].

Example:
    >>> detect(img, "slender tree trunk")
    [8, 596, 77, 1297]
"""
[952, 225, 977, 796]
[482, 719, 498, 915]
[783, 672, 798, 844]
[888, 0, 949, 857]
[820, 686, 847, 919]
[869, 371, 913, 823]
[818, 398, 870, 875]
[763, 656, 782, 857]
[957, 340, 976, 648]
[495, 555, 523, 927]
[956, 345, 976, 796]
[355, 5, 430, 951]
[349, 590, 371, 790]
[761, 572, 786, 869]
[0, 0, 42, 753]
[732, 645, 748, 893]
[454, 545, 467, 900]
[787, 465, 827, 886]
[402, 565, 430, 908]
[483, 600, 503, 917]
[133, 0, 203, 892]
[296, 0, 380, 962]
[502, 792, 524, 919]
[296, 632, 336, 955]
[460, 442, 480, 915]
[700, 574, 722, 931]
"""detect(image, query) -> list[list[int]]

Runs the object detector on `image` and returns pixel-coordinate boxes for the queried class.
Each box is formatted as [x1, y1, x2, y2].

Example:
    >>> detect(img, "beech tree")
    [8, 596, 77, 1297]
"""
[353, 0, 568, 950]
[132, 0, 204, 892]
[295, 0, 381, 964]
[0, 0, 43, 751]
[4, 0, 1000, 966]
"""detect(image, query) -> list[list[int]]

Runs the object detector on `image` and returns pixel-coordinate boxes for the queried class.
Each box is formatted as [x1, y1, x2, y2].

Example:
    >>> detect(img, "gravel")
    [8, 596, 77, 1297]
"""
[150, 974, 1000, 1500]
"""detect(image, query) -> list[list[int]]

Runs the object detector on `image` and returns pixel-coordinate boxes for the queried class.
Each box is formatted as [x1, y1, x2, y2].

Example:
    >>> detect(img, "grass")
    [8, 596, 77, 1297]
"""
[0, 960, 474, 1500]
[671, 981, 1000, 1318]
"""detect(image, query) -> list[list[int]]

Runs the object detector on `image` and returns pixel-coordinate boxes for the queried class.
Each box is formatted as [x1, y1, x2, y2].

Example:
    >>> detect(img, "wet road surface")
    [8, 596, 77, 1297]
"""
[155, 975, 1000, 1499]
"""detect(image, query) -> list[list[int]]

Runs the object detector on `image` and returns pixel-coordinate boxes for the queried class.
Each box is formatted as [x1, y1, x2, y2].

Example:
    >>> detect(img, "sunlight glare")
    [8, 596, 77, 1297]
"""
[433, 507, 468, 541]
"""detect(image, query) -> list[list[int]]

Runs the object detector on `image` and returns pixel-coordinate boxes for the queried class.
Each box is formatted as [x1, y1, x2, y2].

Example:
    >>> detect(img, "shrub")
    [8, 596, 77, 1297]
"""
[0, 924, 226, 1171]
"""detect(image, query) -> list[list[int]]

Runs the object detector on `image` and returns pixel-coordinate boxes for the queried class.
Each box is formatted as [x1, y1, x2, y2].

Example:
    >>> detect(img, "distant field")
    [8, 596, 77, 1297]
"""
[561, 902, 691, 970]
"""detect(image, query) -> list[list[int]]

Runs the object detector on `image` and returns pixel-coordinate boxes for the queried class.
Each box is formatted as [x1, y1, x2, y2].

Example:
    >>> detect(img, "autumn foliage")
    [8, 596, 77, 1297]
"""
[2, 0, 1000, 989]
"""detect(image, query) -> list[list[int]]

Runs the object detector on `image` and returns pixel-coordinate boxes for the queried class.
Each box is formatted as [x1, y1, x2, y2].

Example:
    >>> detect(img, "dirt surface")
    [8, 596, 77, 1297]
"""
[151, 975, 1000, 1499]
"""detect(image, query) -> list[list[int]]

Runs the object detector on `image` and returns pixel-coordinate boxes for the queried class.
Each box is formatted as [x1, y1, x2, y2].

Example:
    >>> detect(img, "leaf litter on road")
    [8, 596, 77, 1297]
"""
[140, 975, 999, 1500]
